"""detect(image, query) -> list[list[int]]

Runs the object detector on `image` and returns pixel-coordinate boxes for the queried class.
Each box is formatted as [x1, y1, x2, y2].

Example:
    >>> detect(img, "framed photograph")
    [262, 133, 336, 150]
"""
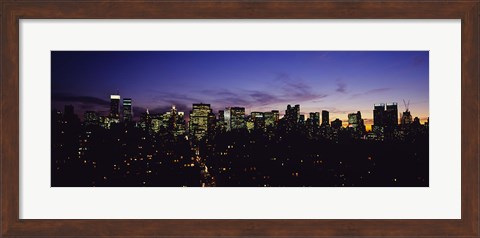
[1, 1, 478, 237]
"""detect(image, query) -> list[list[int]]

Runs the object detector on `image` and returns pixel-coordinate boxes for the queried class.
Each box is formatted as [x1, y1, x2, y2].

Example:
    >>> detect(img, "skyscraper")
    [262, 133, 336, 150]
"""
[189, 103, 212, 139]
[385, 103, 398, 126]
[122, 98, 132, 122]
[251, 112, 265, 130]
[284, 104, 300, 131]
[373, 103, 385, 127]
[264, 110, 279, 128]
[401, 110, 412, 125]
[331, 118, 342, 129]
[309, 112, 320, 127]
[84, 111, 98, 126]
[230, 107, 246, 130]
[224, 108, 231, 131]
[321, 110, 329, 126]
[110, 94, 120, 119]
[348, 112, 359, 129]
[373, 103, 397, 136]
[348, 111, 365, 133]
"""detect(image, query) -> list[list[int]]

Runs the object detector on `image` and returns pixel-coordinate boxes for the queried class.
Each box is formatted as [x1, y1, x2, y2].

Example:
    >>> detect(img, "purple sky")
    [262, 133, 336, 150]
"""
[52, 51, 429, 128]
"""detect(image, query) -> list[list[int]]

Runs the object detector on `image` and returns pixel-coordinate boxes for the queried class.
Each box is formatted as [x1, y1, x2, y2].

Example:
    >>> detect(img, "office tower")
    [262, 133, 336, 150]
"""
[151, 116, 162, 133]
[223, 106, 246, 131]
[230, 107, 246, 130]
[123, 98, 132, 122]
[373, 103, 385, 127]
[207, 112, 216, 134]
[321, 110, 329, 126]
[413, 116, 421, 126]
[309, 112, 320, 127]
[110, 94, 120, 119]
[216, 110, 226, 131]
[84, 111, 98, 126]
[189, 103, 212, 139]
[218, 110, 225, 123]
[285, 104, 300, 123]
[271, 110, 280, 123]
[348, 111, 365, 132]
[140, 109, 152, 131]
[331, 118, 342, 129]
[299, 114, 305, 125]
[251, 112, 265, 130]
[98, 116, 111, 129]
[284, 104, 300, 131]
[348, 112, 359, 129]
[385, 103, 398, 126]
[168, 105, 178, 131]
[264, 110, 279, 128]
[175, 111, 187, 136]
[401, 110, 412, 125]
[224, 109, 231, 131]
[246, 116, 255, 131]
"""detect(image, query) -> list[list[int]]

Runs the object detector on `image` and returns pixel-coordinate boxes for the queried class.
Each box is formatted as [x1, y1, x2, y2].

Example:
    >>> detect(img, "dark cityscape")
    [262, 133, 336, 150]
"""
[52, 99, 428, 187]
[51, 51, 429, 187]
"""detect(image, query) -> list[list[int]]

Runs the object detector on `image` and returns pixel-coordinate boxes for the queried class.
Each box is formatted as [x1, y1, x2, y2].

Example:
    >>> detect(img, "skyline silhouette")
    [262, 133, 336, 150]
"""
[51, 51, 429, 129]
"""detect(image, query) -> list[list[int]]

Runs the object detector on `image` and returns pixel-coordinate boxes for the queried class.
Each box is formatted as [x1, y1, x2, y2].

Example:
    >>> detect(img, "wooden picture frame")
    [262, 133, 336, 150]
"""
[1, 1, 478, 237]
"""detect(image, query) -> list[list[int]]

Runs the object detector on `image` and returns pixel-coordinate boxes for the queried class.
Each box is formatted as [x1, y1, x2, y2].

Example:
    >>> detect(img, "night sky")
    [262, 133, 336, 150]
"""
[51, 51, 429, 129]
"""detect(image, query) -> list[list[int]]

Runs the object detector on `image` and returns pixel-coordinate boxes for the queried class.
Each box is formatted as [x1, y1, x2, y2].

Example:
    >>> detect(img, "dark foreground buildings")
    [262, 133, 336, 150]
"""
[52, 96, 429, 187]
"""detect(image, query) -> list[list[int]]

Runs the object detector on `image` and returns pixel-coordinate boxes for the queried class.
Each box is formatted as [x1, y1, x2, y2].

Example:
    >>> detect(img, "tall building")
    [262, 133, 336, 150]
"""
[331, 118, 342, 129]
[348, 112, 359, 129]
[189, 103, 212, 139]
[385, 103, 398, 126]
[230, 107, 246, 130]
[168, 105, 178, 130]
[84, 111, 98, 126]
[321, 110, 329, 126]
[299, 114, 305, 125]
[401, 110, 412, 125]
[110, 94, 121, 119]
[218, 110, 225, 124]
[348, 111, 365, 132]
[373, 103, 397, 136]
[285, 104, 300, 123]
[309, 112, 320, 127]
[284, 104, 300, 131]
[175, 112, 187, 136]
[251, 112, 265, 130]
[140, 109, 152, 132]
[413, 116, 421, 126]
[373, 103, 385, 127]
[224, 109, 231, 131]
[217, 110, 226, 130]
[122, 98, 132, 122]
[264, 110, 279, 128]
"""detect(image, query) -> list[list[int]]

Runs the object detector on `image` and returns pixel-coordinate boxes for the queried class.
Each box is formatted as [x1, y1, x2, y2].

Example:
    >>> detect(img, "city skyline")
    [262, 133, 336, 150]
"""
[51, 51, 429, 129]
[59, 97, 425, 132]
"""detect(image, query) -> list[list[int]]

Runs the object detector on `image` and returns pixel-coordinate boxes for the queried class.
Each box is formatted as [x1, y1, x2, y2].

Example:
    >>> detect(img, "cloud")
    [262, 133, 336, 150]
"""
[350, 87, 391, 99]
[323, 107, 351, 115]
[365, 88, 391, 94]
[247, 91, 279, 105]
[52, 93, 109, 106]
[274, 73, 328, 102]
[336, 81, 347, 93]
[143, 73, 329, 113]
